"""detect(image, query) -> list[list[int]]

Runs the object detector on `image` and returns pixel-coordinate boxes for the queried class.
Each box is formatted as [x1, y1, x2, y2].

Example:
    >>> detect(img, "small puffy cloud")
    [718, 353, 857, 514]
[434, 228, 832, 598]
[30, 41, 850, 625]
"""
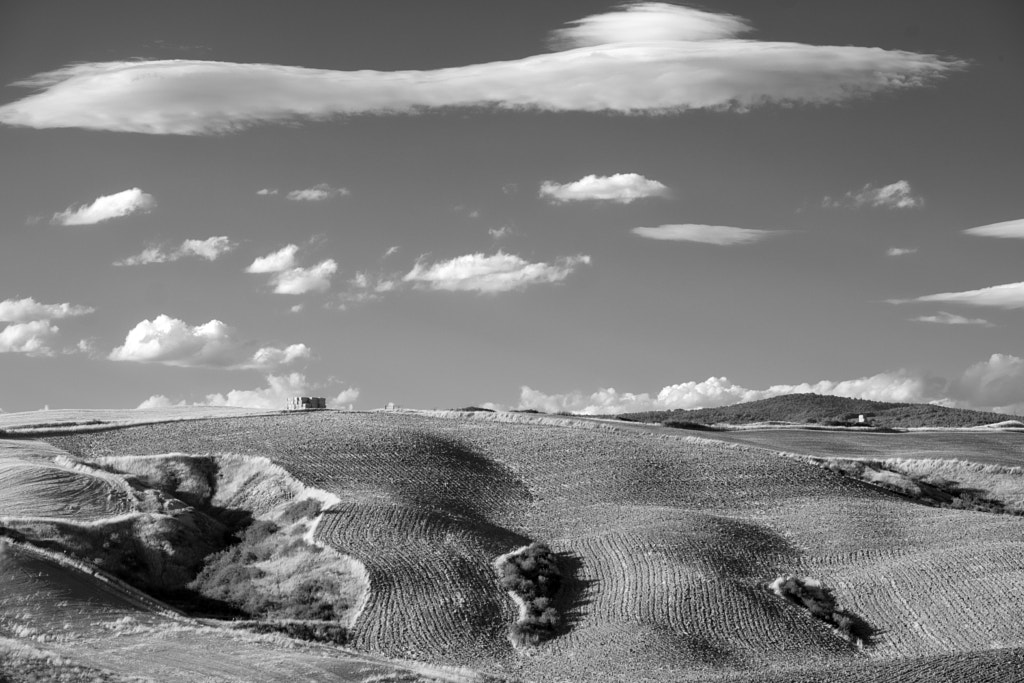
[0, 4, 963, 135]
[551, 2, 749, 47]
[0, 320, 60, 356]
[115, 235, 236, 266]
[887, 247, 918, 257]
[51, 188, 155, 225]
[404, 252, 590, 293]
[489, 226, 515, 240]
[912, 311, 992, 326]
[823, 180, 923, 209]
[109, 314, 310, 369]
[0, 297, 94, 323]
[256, 188, 278, 196]
[632, 224, 780, 245]
[138, 372, 359, 410]
[964, 218, 1024, 239]
[540, 173, 669, 204]
[246, 244, 337, 295]
[246, 244, 299, 273]
[271, 260, 338, 295]
[889, 281, 1024, 309]
[286, 184, 349, 201]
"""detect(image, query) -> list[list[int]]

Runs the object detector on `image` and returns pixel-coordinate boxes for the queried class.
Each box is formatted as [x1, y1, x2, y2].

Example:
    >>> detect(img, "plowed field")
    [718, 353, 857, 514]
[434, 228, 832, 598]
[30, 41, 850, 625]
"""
[44, 411, 1024, 682]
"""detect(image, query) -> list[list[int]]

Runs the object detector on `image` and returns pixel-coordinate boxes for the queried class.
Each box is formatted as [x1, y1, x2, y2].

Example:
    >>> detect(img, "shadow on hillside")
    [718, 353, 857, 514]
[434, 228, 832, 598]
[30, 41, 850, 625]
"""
[554, 550, 597, 636]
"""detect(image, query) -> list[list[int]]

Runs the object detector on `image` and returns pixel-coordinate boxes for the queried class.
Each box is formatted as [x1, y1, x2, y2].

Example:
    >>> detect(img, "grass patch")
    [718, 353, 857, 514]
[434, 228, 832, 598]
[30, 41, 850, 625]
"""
[497, 542, 563, 647]
[769, 575, 872, 646]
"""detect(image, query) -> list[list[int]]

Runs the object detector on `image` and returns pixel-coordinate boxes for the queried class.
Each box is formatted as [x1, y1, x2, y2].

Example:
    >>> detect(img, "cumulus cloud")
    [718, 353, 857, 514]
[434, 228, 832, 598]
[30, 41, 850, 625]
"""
[109, 314, 310, 369]
[489, 226, 514, 240]
[949, 354, 1024, 414]
[51, 188, 155, 225]
[256, 188, 279, 196]
[519, 371, 935, 415]
[271, 260, 338, 294]
[0, 320, 61, 356]
[0, 4, 963, 135]
[246, 244, 337, 295]
[887, 247, 918, 256]
[286, 184, 349, 201]
[913, 311, 992, 326]
[823, 180, 923, 209]
[137, 372, 359, 410]
[115, 236, 236, 266]
[518, 354, 1024, 416]
[404, 252, 590, 293]
[964, 218, 1024, 239]
[889, 281, 1024, 309]
[246, 244, 299, 273]
[540, 173, 669, 204]
[631, 223, 781, 245]
[0, 297, 94, 323]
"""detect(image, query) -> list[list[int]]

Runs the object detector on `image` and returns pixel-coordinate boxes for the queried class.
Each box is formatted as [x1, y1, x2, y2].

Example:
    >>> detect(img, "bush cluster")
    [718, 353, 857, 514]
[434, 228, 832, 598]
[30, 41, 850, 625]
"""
[769, 575, 871, 645]
[244, 620, 349, 645]
[498, 542, 563, 646]
[189, 520, 350, 621]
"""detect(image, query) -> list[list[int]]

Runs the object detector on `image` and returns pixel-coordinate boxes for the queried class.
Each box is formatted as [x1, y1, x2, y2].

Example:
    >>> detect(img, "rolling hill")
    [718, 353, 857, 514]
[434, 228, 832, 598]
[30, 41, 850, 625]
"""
[1, 409, 1015, 682]
[619, 393, 1021, 428]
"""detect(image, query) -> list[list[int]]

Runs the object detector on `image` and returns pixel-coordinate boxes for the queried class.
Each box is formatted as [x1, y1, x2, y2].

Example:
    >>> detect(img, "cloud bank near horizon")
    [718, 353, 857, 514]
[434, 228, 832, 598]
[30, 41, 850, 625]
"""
[518, 354, 1024, 416]
[0, 3, 964, 135]
[137, 372, 359, 410]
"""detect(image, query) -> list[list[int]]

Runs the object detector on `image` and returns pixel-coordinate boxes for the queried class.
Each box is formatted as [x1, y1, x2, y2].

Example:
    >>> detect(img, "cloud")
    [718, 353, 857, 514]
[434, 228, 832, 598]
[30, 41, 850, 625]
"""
[286, 184, 349, 202]
[246, 244, 299, 273]
[0, 320, 60, 356]
[631, 223, 781, 245]
[109, 314, 310, 369]
[271, 260, 338, 294]
[540, 173, 669, 204]
[949, 354, 1024, 414]
[246, 244, 337, 295]
[889, 281, 1024, 309]
[912, 311, 992, 326]
[886, 247, 918, 256]
[964, 218, 1024, 239]
[256, 188, 279, 196]
[0, 4, 964, 135]
[823, 180, 923, 209]
[137, 372, 359, 410]
[489, 226, 514, 240]
[551, 2, 750, 48]
[519, 371, 933, 415]
[518, 353, 1024, 417]
[383, 246, 400, 258]
[51, 188, 155, 225]
[404, 252, 590, 293]
[0, 297, 94, 323]
[115, 236, 236, 266]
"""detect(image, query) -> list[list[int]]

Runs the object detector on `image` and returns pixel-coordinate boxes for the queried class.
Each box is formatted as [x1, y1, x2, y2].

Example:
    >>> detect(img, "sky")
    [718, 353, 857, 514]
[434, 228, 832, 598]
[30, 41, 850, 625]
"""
[1, 1, 1023, 414]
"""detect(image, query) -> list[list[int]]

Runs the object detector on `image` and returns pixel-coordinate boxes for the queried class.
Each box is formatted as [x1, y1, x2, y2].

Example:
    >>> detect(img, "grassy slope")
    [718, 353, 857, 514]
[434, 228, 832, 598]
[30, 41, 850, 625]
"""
[47, 412, 1024, 683]
[0, 437, 482, 683]
[697, 429, 1024, 467]
[619, 393, 1021, 428]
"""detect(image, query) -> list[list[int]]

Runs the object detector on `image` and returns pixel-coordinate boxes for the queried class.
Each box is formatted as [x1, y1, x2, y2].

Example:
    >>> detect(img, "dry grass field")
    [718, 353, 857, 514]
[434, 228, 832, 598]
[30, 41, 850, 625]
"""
[11, 409, 1018, 683]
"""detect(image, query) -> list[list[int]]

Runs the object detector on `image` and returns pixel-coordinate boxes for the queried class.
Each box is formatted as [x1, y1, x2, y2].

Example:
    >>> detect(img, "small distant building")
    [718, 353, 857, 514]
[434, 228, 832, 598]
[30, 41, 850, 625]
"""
[286, 396, 326, 411]
[385, 402, 399, 411]
[857, 414, 866, 423]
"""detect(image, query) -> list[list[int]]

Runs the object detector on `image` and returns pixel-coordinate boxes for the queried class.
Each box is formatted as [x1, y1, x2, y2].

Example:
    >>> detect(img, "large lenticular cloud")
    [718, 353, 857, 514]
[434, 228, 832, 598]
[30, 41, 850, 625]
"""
[0, 3, 964, 135]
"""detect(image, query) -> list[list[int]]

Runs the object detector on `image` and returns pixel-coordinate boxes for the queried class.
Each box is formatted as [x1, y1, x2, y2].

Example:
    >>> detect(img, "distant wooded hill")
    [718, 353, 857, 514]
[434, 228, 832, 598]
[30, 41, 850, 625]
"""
[618, 394, 1021, 429]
